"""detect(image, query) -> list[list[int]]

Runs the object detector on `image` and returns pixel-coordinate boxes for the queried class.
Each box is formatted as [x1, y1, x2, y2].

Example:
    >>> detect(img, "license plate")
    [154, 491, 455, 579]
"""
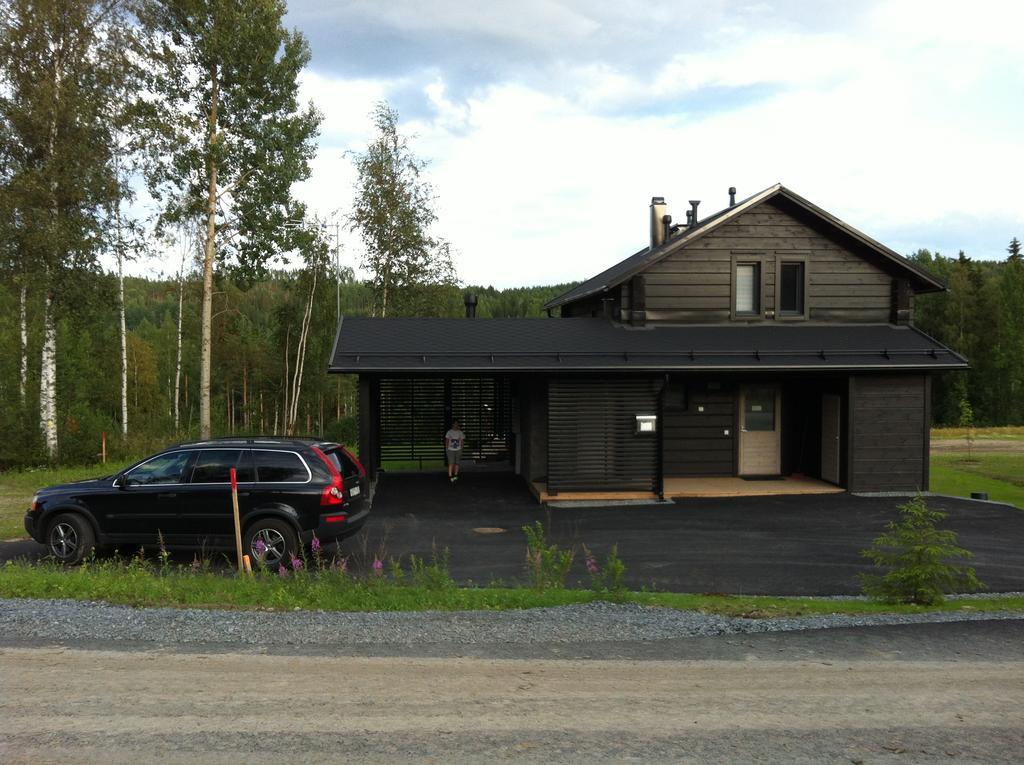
[349, 485, 361, 497]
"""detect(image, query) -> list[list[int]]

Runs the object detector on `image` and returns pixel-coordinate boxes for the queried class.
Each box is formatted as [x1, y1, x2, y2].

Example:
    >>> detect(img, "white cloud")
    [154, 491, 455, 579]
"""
[290, 0, 1024, 289]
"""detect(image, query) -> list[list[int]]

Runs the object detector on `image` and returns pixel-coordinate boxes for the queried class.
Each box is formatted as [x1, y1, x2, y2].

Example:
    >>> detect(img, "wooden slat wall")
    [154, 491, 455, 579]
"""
[641, 200, 895, 323]
[849, 374, 927, 492]
[663, 382, 736, 476]
[547, 378, 661, 492]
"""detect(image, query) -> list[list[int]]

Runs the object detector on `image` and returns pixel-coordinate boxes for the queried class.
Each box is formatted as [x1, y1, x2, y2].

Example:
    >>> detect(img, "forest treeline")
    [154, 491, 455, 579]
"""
[0, 272, 573, 467]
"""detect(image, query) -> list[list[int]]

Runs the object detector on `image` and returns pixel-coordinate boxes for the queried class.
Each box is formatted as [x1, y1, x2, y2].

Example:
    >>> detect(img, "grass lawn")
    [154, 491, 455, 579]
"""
[0, 560, 1019, 617]
[931, 426, 1024, 440]
[0, 463, 121, 540]
[930, 452, 1024, 509]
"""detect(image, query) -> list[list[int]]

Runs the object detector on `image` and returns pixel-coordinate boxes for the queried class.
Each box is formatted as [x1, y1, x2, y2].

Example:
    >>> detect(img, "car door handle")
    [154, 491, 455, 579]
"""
[158, 493, 177, 499]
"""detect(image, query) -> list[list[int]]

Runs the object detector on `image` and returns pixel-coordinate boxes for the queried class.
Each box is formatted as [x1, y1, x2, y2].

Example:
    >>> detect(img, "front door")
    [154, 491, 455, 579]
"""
[739, 385, 781, 476]
[821, 394, 841, 484]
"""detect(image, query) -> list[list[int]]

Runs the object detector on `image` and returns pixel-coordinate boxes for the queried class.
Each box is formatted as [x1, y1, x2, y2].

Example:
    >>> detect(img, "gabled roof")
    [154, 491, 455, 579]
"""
[329, 317, 967, 373]
[543, 184, 946, 311]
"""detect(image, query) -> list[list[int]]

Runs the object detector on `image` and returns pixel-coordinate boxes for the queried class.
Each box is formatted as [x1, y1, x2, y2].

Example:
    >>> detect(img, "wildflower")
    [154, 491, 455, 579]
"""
[334, 557, 348, 574]
[586, 556, 599, 576]
[191, 557, 202, 570]
[291, 557, 303, 571]
[311, 535, 321, 553]
[278, 564, 288, 577]
[253, 538, 267, 556]
[372, 557, 383, 575]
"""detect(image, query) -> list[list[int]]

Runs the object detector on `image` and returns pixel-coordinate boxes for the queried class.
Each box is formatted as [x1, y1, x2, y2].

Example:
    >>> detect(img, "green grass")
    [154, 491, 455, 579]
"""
[0, 462, 124, 540]
[931, 426, 1024, 440]
[1, 560, 1021, 617]
[930, 452, 1024, 509]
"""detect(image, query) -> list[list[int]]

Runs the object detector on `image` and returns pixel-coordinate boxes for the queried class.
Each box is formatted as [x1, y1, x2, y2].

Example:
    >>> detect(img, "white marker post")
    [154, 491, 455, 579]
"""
[230, 467, 244, 574]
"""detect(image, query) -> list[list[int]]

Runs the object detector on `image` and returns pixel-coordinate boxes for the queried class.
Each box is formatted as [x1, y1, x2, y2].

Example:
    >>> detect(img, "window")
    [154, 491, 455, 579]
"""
[735, 262, 760, 315]
[253, 450, 310, 483]
[778, 262, 805, 316]
[324, 447, 359, 478]
[124, 451, 193, 486]
[190, 449, 253, 483]
[743, 388, 776, 431]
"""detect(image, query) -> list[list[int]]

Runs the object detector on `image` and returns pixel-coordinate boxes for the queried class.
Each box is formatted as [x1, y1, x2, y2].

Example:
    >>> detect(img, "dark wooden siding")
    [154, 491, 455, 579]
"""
[663, 381, 736, 476]
[547, 377, 661, 492]
[849, 374, 927, 492]
[635, 199, 897, 324]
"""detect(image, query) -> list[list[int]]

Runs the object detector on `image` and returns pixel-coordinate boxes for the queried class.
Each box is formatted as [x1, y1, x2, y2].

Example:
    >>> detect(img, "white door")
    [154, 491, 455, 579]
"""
[821, 394, 841, 485]
[739, 386, 781, 476]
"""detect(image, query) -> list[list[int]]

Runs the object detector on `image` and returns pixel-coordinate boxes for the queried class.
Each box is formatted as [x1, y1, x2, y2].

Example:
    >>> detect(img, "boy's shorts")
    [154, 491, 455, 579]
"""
[446, 449, 461, 466]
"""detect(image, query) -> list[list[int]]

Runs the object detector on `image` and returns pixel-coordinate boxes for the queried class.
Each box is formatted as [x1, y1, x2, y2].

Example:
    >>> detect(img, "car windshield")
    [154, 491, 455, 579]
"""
[125, 451, 192, 485]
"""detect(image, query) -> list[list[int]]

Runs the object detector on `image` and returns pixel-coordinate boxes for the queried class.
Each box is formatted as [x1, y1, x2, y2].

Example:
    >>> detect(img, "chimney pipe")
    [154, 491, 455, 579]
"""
[649, 196, 667, 249]
[662, 214, 672, 243]
[728, 186, 736, 207]
[685, 210, 692, 226]
[463, 293, 478, 318]
[688, 200, 700, 229]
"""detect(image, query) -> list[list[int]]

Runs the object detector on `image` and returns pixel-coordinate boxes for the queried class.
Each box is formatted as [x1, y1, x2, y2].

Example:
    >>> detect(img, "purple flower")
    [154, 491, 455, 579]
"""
[334, 557, 348, 574]
[253, 538, 267, 555]
[291, 557, 303, 571]
[278, 564, 288, 577]
[372, 557, 383, 575]
[311, 535, 321, 553]
[586, 557, 599, 576]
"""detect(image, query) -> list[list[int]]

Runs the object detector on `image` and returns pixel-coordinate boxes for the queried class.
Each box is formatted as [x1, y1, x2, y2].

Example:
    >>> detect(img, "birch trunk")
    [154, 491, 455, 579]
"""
[19, 284, 27, 404]
[173, 253, 185, 431]
[39, 294, 58, 458]
[117, 217, 128, 438]
[199, 64, 220, 440]
[286, 267, 318, 434]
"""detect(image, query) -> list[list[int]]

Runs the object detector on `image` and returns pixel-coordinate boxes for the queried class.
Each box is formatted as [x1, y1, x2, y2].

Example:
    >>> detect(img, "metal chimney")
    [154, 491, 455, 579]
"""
[688, 200, 700, 229]
[728, 186, 737, 207]
[649, 196, 667, 248]
[463, 293, 478, 318]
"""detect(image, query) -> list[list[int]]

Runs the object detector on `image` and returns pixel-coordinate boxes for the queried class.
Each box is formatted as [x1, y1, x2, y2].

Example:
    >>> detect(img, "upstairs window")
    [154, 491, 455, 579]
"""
[777, 259, 807, 318]
[734, 262, 761, 315]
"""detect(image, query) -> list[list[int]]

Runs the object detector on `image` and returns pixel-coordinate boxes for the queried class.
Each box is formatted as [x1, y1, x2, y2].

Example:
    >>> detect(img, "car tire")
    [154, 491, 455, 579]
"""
[46, 513, 95, 565]
[244, 518, 299, 569]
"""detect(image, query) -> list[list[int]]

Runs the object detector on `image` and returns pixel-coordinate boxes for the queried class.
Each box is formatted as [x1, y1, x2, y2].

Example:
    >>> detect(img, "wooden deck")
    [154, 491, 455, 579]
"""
[532, 476, 843, 503]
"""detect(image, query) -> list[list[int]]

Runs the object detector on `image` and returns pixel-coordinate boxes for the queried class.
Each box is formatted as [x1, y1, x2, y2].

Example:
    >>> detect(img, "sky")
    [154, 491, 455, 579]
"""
[234, 1, 1023, 287]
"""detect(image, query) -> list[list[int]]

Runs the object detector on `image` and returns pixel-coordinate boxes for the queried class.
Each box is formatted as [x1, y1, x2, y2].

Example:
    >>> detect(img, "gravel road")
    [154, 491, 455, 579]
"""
[3, 597, 1024, 652]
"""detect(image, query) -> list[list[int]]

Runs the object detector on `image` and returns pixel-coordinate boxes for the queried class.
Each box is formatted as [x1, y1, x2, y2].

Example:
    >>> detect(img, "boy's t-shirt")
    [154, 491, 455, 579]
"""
[445, 428, 465, 451]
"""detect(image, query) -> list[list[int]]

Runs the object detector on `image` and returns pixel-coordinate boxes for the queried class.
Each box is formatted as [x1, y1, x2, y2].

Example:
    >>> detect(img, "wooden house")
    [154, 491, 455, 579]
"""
[329, 184, 967, 498]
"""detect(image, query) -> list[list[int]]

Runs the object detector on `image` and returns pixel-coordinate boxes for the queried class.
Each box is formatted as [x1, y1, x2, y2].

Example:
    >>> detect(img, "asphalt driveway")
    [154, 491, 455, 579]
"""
[363, 471, 1024, 595]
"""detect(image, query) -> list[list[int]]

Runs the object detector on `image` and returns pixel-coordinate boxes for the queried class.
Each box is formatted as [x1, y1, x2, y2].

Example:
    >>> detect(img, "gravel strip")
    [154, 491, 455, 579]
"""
[1, 598, 1022, 648]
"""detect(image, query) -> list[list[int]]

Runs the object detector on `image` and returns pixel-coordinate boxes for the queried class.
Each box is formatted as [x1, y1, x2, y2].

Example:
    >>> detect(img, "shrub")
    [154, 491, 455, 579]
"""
[408, 546, 455, 590]
[582, 544, 627, 596]
[860, 495, 985, 605]
[522, 520, 574, 590]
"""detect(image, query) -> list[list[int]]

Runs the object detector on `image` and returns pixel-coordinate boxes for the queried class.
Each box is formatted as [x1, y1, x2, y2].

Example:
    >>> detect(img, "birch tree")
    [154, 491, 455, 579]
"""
[349, 102, 457, 317]
[0, 0, 137, 458]
[137, 0, 321, 440]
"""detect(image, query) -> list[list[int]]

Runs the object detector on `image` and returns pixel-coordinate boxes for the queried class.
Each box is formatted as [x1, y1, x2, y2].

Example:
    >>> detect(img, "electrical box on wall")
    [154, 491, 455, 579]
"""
[635, 414, 657, 434]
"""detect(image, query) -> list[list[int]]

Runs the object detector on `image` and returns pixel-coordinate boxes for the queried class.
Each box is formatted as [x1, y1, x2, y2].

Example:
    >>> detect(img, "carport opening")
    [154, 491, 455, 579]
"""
[378, 376, 515, 472]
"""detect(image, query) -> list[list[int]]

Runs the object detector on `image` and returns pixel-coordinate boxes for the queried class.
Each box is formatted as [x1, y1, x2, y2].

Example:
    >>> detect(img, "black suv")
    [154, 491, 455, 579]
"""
[24, 438, 369, 566]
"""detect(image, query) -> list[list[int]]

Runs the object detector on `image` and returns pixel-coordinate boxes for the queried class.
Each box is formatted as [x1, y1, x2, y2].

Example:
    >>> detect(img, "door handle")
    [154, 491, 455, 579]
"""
[157, 493, 177, 499]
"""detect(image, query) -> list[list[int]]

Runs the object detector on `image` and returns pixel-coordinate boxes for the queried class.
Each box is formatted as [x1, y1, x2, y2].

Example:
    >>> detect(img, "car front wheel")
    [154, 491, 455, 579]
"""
[46, 513, 95, 565]
[244, 518, 298, 569]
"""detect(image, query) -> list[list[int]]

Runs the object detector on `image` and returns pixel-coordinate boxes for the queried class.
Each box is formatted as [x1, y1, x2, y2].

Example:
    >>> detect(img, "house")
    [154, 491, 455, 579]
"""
[329, 184, 967, 498]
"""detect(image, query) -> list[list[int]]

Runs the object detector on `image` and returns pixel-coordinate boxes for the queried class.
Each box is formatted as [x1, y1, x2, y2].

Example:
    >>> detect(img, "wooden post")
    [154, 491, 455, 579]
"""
[101, 431, 107, 464]
[230, 467, 244, 574]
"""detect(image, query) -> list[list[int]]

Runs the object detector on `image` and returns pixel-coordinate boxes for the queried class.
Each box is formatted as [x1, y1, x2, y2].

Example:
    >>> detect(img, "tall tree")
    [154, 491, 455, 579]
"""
[137, 0, 321, 439]
[0, 0, 137, 458]
[349, 101, 457, 317]
[1008, 236, 1022, 262]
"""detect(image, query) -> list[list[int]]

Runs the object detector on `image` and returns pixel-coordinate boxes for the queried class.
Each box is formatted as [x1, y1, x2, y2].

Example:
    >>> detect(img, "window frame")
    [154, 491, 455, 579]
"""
[252, 449, 313, 484]
[188, 448, 255, 485]
[774, 253, 810, 321]
[730, 253, 766, 321]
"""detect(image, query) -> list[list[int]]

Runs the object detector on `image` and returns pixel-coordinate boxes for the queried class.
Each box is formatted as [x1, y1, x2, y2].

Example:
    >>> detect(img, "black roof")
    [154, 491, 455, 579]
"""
[329, 317, 967, 373]
[544, 184, 946, 311]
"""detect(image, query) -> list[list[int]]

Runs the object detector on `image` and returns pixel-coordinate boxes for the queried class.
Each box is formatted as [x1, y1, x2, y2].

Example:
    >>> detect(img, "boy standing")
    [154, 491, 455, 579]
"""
[445, 420, 465, 483]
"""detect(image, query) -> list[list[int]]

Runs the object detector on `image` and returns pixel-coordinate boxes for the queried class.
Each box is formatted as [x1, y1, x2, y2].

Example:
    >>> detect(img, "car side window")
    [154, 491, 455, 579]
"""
[253, 450, 309, 483]
[125, 451, 193, 486]
[190, 449, 254, 484]
[329, 448, 358, 477]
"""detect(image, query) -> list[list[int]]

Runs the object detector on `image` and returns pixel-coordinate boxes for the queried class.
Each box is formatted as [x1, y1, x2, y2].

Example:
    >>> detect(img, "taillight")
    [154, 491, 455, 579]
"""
[324, 513, 348, 524]
[312, 446, 345, 506]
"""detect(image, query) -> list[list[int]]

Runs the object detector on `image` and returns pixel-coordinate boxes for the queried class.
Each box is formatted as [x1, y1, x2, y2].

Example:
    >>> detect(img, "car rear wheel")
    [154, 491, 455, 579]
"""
[244, 518, 298, 569]
[46, 513, 95, 565]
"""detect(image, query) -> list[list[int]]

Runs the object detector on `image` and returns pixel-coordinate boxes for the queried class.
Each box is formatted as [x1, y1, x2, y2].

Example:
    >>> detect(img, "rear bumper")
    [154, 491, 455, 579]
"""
[305, 502, 369, 544]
